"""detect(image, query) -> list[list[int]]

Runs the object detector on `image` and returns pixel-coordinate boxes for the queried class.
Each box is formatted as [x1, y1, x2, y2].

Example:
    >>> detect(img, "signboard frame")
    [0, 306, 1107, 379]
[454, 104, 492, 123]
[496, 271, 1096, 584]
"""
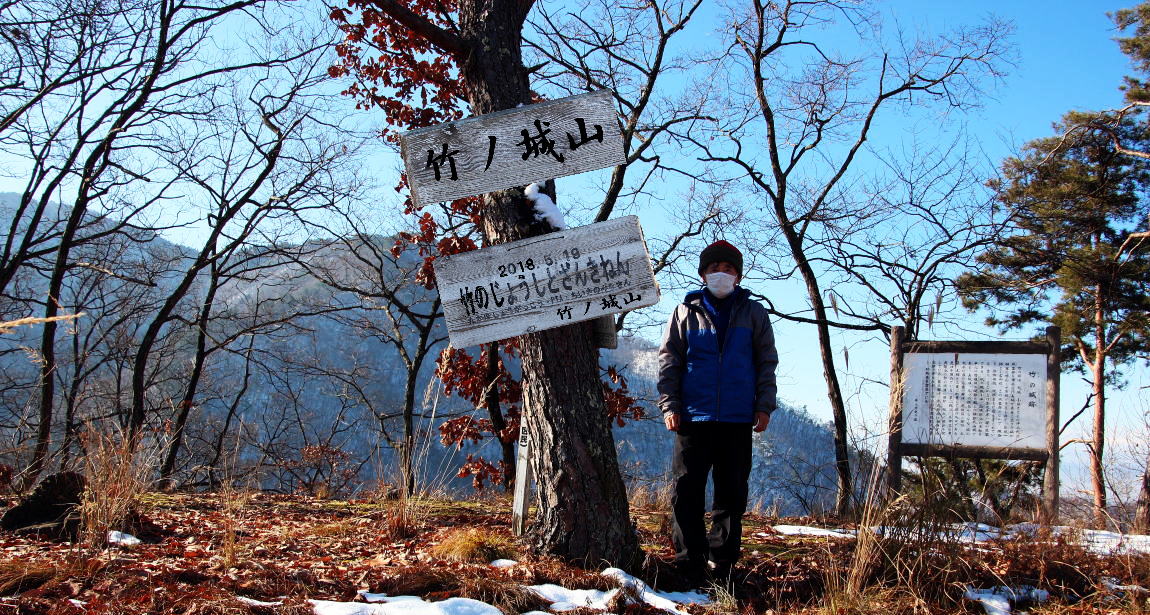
[886, 326, 1061, 522]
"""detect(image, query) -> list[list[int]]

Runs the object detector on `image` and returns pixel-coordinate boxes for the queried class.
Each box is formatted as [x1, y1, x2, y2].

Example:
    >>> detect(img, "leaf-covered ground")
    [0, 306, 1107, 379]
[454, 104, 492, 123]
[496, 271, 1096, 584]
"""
[1, 492, 1148, 614]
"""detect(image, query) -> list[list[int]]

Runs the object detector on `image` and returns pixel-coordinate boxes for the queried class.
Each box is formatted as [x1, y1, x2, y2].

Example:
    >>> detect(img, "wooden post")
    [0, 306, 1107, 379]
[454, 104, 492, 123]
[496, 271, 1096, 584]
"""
[1042, 326, 1061, 524]
[593, 315, 618, 349]
[887, 326, 906, 495]
[511, 421, 533, 535]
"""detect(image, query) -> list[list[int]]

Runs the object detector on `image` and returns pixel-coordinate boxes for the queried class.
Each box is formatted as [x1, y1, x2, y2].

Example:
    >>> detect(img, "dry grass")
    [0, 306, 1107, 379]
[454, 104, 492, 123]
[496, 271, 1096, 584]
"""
[218, 486, 253, 570]
[821, 585, 930, 615]
[370, 565, 460, 596]
[457, 575, 552, 613]
[0, 559, 58, 595]
[78, 427, 161, 548]
[0, 313, 84, 335]
[372, 489, 419, 540]
[819, 469, 987, 613]
[628, 481, 673, 510]
[311, 517, 368, 538]
[431, 526, 519, 563]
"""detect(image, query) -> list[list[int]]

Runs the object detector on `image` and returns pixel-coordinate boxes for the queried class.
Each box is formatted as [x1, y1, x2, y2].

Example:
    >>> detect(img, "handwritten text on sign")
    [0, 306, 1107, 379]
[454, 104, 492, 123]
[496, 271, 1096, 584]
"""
[398, 90, 625, 207]
[434, 216, 659, 348]
[900, 353, 1047, 450]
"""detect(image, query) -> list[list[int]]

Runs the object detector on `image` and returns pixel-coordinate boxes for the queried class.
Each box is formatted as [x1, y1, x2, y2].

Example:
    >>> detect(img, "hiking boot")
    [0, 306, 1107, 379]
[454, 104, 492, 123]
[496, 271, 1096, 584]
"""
[670, 560, 708, 590]
[708, 561, 739, 590]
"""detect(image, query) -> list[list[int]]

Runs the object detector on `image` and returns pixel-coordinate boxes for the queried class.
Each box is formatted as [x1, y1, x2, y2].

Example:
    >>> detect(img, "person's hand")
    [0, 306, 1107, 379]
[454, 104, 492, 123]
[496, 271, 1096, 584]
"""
[663, 413, 680, 432]
[753, 411, 770, 433]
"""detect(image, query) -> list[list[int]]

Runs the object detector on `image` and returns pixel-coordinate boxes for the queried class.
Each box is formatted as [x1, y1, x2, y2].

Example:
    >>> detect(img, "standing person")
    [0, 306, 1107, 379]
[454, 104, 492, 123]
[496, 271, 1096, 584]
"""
[657, 240, 778, 586]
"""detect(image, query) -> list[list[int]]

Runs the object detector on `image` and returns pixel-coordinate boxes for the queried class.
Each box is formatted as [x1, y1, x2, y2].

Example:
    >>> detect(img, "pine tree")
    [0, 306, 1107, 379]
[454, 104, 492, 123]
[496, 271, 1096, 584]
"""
[958, 114, 1150, 527]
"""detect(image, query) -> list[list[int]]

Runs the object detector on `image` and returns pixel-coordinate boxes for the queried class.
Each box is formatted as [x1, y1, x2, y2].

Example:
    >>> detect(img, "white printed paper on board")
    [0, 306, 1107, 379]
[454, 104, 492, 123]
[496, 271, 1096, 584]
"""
[901, 353, 1047, 449]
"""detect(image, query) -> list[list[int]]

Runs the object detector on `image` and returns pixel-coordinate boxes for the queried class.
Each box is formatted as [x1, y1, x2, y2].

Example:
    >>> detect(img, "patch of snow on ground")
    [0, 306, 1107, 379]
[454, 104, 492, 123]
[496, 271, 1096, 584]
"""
[237, 596, 282, 607]
[602, 567, 710, 612]
[964, 586, 1049, 615]
[772, 525, 854, 538]
[1074, 528, 1150, 555]
[981, 524, 1150, 556]
[489, 559, 517, 568]
[314, 567, 709, 615]
[311, 597, 502, 615]
[1103, 577, 1150, 594]
[789, 520, 1150, 556]
[107, 531, 141, 546]
[527, 582, 613, 611]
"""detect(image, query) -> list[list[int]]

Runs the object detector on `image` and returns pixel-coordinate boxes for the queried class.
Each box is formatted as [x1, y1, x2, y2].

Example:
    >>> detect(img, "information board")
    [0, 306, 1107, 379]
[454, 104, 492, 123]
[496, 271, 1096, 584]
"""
[434, 216, 658, 348]
[900, 353, 1047, 450]
[886, 327, 1061, 522]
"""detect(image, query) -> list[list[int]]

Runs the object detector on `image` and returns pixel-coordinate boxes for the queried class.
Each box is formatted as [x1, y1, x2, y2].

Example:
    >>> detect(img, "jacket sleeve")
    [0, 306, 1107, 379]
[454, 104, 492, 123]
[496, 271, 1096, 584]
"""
[657, 305, 687, 416]
[752, 306, 779, 415]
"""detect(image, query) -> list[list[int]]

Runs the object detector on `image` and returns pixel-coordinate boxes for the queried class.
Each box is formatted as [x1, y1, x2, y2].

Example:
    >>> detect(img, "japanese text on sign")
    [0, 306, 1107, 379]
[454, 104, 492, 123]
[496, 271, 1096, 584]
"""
[434, 216, 658, 348]
[399, 90, 626, 207]
[900, 353, 1047, 450]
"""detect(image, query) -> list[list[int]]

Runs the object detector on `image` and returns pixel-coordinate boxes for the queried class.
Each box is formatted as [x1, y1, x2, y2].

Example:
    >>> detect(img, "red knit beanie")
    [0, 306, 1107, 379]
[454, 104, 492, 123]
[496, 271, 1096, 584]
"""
[698, 240, 742, 276]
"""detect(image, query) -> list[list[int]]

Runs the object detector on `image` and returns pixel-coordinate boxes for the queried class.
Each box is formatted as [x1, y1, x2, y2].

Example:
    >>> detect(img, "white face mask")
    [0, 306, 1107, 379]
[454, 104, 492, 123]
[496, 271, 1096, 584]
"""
[705, 272, 736, 298]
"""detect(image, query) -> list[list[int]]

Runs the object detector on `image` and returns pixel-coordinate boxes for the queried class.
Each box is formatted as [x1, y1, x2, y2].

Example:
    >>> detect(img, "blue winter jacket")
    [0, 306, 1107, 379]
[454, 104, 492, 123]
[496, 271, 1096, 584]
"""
[657, 287, 778, 423]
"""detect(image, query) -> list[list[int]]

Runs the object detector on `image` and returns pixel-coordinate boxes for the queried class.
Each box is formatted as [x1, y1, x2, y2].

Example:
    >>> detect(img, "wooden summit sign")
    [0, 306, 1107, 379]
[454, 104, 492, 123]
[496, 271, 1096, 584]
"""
[434, 215, 658, 348]
[399, 90, 626, 207]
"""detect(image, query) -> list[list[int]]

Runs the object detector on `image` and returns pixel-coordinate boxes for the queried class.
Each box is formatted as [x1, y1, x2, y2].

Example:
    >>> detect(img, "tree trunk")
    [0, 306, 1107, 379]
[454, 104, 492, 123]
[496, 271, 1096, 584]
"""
[159, 262, 220, 487]
[1090, 292, 1107, 528]
[775, 203, 853, 518]
[401, 365, 418, 497]
[24, 191, 93, 490]
[456, 0, 640, 569]
[483, 342, 516, 491]
[1135, 450, 1150, 533]
[518, 323, 639, 568]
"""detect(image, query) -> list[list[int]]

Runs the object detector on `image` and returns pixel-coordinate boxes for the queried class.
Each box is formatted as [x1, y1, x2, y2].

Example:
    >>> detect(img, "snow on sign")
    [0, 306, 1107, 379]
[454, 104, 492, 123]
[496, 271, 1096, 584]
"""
[900, 353, 1048, 450]
[398, 90, 625, 207]
[434, 216, 658, 348]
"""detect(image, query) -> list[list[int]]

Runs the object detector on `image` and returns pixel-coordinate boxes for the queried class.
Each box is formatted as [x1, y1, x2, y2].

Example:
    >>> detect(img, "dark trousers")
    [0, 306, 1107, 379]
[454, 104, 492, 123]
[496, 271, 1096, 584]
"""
[671, 421, 753, 568]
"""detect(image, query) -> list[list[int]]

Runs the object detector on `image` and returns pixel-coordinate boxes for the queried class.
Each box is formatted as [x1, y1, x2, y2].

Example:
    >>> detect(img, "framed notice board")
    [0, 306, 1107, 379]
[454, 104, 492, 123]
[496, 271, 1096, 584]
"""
[887, 326, 1061, 522]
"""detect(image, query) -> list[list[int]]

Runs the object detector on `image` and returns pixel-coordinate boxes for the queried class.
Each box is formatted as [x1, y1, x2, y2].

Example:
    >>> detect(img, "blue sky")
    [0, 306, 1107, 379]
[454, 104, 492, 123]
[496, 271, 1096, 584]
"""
[889, 0, 1131, 153]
